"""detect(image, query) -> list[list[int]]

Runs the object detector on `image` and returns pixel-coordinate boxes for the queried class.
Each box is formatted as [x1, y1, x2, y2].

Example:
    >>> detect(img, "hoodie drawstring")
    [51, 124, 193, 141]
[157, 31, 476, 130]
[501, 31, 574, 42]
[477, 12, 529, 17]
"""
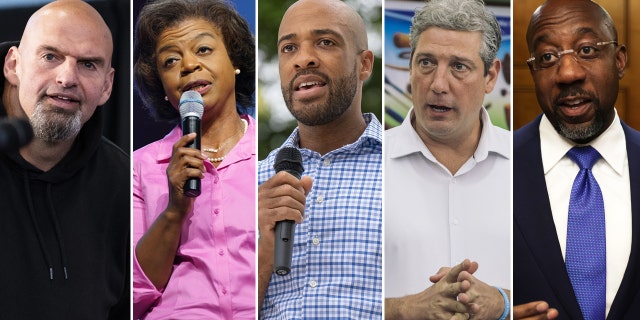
[24, 173, 70, 280]
[24, 173, 55, 280]
[46, 183, 69, 280]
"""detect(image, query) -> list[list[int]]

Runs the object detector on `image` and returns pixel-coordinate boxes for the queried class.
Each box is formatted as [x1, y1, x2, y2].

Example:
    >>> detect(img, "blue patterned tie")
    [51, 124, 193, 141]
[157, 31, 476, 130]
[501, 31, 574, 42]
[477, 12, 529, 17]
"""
[566, 146, 606, 320]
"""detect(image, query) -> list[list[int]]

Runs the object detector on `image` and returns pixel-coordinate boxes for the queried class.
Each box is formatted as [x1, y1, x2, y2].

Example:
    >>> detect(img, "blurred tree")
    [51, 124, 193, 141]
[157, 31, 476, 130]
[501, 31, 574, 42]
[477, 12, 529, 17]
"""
[258, 0, 382, 159]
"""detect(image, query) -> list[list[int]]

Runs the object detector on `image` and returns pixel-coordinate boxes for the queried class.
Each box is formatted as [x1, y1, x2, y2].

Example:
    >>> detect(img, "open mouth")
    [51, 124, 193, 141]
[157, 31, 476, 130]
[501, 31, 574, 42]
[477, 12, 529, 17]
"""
[429, 104, 452, 112]
[182, 80, 211, 93]
[562, 98, 588, 108]
[296, 81, 326, 91]
[556, 96, 593, 118]
[48, 94, 80, 106]
[185, 84, 207, 91]
[53, 95, 78, 102]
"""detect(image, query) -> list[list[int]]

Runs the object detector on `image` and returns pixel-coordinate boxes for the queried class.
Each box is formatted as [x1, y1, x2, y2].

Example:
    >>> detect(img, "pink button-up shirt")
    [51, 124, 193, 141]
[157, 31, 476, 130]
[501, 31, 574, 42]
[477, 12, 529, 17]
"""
[133, 115, 256, 320]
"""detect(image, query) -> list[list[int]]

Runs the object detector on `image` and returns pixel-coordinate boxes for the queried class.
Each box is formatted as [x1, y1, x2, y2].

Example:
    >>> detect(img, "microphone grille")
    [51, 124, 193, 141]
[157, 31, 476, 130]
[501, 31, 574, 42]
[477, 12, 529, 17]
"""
[274, 147, 304, 179]
[179, 91, 204, 119]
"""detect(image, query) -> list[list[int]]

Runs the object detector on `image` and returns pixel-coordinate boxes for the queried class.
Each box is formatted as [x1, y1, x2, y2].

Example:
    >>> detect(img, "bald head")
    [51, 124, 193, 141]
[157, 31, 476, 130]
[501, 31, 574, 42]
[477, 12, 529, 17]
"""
[526, 0, 617, 51]
[21, 0, 113, 62]
[280, 0, 368, 52]
[3, 0, 116, 140]
[524, 0, 625, 143]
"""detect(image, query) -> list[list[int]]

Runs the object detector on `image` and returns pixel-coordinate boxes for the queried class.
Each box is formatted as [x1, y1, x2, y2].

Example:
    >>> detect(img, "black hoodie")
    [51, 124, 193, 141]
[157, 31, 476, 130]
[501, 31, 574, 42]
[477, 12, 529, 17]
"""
[0, 41, 130, 319]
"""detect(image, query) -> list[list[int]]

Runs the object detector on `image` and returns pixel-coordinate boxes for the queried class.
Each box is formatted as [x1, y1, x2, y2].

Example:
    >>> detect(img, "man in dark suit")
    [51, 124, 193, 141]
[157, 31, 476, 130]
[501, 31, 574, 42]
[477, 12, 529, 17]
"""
[513, 0, 640, 319]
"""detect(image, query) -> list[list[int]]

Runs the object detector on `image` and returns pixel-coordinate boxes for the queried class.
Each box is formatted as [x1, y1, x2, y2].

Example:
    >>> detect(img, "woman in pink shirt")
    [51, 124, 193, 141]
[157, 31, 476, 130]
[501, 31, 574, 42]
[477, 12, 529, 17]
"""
[132, 0, 256, 318]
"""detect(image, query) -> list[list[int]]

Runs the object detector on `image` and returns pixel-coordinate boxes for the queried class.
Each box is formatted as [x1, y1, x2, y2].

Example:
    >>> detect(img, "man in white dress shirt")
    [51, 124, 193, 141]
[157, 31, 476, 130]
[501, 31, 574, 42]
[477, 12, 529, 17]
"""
[513, 0, 640, 319]
[384, 0, 511, 319]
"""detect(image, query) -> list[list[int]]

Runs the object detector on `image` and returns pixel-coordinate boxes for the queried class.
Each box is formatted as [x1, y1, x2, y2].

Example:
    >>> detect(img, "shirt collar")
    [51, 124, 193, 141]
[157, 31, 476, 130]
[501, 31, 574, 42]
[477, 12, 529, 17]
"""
[281, 113, 382, 153]
[474, 106, 510, 161]
[157, 126, 183, 161]
[156, 114, 256, 166]
[540, 109, 626, 175]
[388, 106, 510, 162]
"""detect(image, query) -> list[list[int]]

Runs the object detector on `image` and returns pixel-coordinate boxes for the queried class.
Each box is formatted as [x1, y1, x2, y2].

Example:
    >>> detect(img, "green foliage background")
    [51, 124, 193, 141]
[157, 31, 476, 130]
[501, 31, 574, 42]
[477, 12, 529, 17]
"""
[257, 0, 383, 159]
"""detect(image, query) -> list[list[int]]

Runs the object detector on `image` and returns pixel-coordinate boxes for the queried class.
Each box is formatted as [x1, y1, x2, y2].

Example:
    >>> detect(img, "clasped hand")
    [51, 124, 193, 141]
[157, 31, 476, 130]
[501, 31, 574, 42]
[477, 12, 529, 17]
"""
[399, 259, 505, 320]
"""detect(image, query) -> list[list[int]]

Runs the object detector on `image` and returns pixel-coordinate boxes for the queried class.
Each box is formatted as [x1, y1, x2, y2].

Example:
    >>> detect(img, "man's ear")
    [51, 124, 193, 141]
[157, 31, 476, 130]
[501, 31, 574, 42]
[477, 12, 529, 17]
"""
[484, 58, 501, 94]
[358, 49, 374, 81]
[4, 46, 21, 86]
[616, 44, 628, 79]
[98, 67, 115, 106]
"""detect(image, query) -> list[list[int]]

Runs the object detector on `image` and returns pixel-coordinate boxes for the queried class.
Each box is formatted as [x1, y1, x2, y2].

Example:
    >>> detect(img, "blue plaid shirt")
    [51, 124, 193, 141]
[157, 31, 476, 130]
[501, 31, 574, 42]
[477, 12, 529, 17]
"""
[259, 113, 382, 319]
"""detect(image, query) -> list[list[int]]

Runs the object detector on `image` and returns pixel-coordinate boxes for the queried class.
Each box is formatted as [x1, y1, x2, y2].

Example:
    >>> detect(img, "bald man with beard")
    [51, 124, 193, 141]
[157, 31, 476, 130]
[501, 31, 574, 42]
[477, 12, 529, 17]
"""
[0, 1, 129, 319]
[514, 0, 640, 319]
[257, 0, 382, 318]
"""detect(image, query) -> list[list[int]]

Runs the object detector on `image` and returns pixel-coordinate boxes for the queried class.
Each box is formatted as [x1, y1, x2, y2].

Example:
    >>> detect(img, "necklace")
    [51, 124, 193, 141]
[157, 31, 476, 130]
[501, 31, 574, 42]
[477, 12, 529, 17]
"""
[203, 118, 248, 163]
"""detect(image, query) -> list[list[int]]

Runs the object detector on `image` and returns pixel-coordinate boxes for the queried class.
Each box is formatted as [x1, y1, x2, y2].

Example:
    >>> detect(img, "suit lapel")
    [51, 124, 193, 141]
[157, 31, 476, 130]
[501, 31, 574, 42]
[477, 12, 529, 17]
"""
[514, 117, 583, 318]
[608, 123, 640, 318]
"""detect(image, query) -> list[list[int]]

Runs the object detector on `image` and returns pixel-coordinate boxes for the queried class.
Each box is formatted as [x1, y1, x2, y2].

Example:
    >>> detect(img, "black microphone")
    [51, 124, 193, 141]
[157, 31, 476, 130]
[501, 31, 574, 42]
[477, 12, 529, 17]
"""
[0, 117, 33, 152]
[273, 147, 304, 276]
[179, 91, 204, 197]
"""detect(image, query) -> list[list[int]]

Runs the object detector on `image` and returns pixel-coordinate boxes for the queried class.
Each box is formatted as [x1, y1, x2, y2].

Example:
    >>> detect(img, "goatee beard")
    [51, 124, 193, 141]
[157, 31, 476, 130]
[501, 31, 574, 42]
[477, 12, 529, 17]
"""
[283, 66, 358, 126]
[549, 87, 604, 144]
[552, 115, 604, 144]
[30, 101, 82, 143]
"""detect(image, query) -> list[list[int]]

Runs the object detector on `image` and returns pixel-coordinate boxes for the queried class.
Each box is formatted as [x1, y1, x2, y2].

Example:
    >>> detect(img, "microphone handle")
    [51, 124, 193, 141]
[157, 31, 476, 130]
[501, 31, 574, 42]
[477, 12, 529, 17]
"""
[274, 219, 295, 275]
[272, 150, 303, 276]
[182, 115, 201, 197]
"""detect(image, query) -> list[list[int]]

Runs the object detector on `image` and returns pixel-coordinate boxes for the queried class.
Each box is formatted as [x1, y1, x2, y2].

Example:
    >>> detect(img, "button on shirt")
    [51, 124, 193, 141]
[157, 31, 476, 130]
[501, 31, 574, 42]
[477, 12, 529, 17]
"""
[258, 113, 383, 319]
[133, 115, 256, 320]
[385, 107, 511, 297]
[540, 112, 631, 317]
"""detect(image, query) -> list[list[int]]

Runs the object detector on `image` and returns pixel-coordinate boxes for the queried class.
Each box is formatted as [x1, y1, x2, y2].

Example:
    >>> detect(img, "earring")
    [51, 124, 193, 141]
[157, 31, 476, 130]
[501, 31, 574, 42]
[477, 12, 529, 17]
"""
[235, 69, 240, 75]
[164, 96, 168, 101]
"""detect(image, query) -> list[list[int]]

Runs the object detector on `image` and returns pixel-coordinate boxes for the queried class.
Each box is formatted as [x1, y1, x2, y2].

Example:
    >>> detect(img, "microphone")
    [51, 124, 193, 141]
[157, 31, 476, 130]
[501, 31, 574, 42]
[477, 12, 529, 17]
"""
[273, 147, 304, 276]
[0, 117, 33, 152]
[179, 90, 204, 197]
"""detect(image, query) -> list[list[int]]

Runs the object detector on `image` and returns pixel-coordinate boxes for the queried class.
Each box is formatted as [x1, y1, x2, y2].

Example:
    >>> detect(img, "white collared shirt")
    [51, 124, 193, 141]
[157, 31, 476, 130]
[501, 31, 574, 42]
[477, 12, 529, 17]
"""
[540, 111, 631, 317]
[385, 107, 511, 298]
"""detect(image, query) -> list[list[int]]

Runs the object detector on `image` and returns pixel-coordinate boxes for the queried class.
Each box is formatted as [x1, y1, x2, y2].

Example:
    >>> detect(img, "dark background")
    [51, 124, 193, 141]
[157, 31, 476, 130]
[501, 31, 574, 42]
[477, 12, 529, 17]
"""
[0, 0, 131, 154]
[132, 0, 256, 151]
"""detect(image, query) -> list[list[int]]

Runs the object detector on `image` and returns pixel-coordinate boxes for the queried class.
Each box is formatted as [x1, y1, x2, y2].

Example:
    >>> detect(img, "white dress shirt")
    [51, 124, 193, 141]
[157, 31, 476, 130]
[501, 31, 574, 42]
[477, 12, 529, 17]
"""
[540, 111, 631, 317]
[385, 107, 511, 298]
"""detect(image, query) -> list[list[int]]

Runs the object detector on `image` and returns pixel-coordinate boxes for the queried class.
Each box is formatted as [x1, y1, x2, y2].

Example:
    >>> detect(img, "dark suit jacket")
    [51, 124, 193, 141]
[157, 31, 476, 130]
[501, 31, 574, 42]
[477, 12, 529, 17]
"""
[514, 115, 640, 319]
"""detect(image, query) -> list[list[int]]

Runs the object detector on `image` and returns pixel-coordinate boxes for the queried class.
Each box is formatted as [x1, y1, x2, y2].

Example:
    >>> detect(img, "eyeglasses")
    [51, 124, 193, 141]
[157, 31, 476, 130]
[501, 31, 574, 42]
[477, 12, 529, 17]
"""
[526, 40, 617, 71]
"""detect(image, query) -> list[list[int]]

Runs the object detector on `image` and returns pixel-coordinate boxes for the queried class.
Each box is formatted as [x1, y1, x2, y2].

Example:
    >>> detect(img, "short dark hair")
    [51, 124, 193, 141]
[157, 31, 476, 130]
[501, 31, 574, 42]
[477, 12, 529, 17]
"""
[134, 0, 254, 122]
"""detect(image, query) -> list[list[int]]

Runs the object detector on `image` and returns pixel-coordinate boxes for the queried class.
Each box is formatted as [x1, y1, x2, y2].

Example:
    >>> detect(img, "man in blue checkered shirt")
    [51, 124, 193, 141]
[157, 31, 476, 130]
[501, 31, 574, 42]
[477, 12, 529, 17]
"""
[257, 0, 382, 319]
